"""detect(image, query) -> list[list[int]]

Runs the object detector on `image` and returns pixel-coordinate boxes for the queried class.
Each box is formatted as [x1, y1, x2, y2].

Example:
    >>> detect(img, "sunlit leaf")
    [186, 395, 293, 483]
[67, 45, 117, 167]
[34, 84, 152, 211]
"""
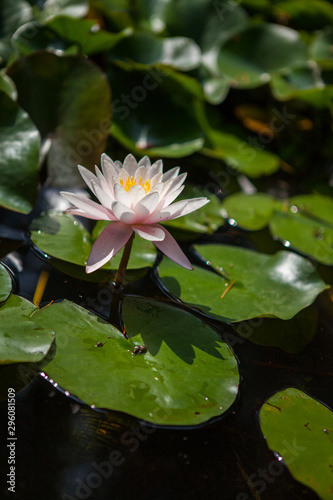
[158, 245, 329, 322]
[0, 295, 55, 364]
[12, 21, 75, 56]
[0, 90, 40, 213]
[30, 212, 157, 270]
[223, 193, 279, 230]
[33, 298, 239, 425]
[260, 388, 333, 500]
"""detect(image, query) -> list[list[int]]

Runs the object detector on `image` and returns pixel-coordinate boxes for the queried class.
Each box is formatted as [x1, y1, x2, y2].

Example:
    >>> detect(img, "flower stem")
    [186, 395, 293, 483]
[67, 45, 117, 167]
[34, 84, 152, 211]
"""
[113, 232, 135, 288]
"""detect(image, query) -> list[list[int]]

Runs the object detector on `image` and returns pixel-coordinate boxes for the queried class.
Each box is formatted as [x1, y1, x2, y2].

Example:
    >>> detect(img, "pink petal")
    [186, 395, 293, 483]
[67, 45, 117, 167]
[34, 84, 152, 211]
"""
[145, 197, 210, 224]
[60, 191, 114, 221]
[132, 224, 165, 241]
[112, 201, 137, 224]
[78, 165, 99, 192]
[128, 184, 146, 207]
[154, 226, 193, 270]
[65, 208, 106, 221]
[86, 222, 133, 273]
[91, 181, 112, 209]
[162, 166, 180, 182]
[95, 166, 114, 198]
[148, 159, 163, 178]
[114, 183, 132, 208]
[101, 153, 121, 181]
[138, 155, 151, 168]
[123, 154, 138, 177]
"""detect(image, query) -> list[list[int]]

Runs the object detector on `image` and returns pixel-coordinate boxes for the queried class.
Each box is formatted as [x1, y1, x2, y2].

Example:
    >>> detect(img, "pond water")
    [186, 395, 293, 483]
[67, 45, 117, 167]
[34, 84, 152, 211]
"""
[0, 202, 331, 500]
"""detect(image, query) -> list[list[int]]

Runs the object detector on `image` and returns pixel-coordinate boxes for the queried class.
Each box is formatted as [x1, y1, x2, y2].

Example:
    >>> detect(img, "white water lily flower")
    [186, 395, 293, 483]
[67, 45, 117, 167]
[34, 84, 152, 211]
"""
[61, 154, 209, 273]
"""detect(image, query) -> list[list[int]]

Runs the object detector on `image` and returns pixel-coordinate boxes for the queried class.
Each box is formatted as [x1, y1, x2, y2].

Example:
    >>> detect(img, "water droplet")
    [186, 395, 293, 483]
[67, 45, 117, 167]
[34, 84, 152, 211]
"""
[37, 230, 41, 234]
[283, 240, 291, 248]
[91, 404, 96, 409]
[154, 377, 159, 381]
[290, 205, 298, 213]
[228, 218, 237, 227]
[73, 220, 79, 226]
[90, 23, 100, 33]
[65, 391, 70, 397]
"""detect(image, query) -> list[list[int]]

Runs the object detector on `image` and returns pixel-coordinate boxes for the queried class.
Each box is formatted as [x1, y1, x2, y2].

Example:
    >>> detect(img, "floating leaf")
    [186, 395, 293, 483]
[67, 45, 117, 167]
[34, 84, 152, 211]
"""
[30, 212, 157, 270]
[47, 16, 131, 55]
[108, 66, 204, 157]
[218, 23, 308, 88]
[223, 193, 279, 230]
[7, 52, 111, 186]
[0, 0, 32, 66]
[33, 298, 239, 425]
[270, 210, 333, 266]
[158, 245, 329, 322]
[0, 263, 12, 303]
[310, 26, 333, 63]
[260, 388, 333, 500]
[0, 90, 40, 213]
[202, 128, 280, 177]
[113, 32, 201, 71]
[223, 193, 333, 265]
[234, 307, 318, 353]
[12, 21, 75, 55]
[0, 295, 55, 364]
[38, 0, 89, 21]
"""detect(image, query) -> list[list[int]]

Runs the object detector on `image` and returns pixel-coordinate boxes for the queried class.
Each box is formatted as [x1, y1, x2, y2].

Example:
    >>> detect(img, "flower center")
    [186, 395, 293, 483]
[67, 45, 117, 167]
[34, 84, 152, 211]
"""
[120, 175, 151, 194]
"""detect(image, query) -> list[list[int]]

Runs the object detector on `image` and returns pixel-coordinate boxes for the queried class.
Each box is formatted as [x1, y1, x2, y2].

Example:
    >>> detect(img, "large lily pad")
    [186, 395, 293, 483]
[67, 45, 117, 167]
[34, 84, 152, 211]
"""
[0, 90, 40, 213]
[0, 263, 12, 303]
[158, 245, 329, 322]
[223, 193, 333, 265]
[108, 66, 204, 158]
[218, 23, 308, 88]
[234, 307, 318, 353]
[260, 388, 333, 500]
[47, 16, 131, 55]
[7, 51, 111, 186]
[0, 295, 55, 364]
[32, 298, 239, 425]
[30, 211, 157, 270]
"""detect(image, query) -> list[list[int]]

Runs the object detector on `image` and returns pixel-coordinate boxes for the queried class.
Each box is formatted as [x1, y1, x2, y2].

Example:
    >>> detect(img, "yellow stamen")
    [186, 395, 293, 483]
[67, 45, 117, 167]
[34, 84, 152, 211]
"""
[120, 175, 151, 194]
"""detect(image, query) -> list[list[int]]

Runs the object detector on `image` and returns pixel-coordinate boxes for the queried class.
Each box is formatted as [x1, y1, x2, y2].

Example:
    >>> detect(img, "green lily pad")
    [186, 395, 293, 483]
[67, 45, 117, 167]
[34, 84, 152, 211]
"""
[0, 0, 32, 66]
[201, 128, 280, 178]
[222, 193, 333, 265]
[30, 212, 157, 271]
[270, 210, 333, 266]
[260, 388, 333, 500]
[158, 245, 329, 322]
[223, 193, 279, 230]
[113, 32, 201, 71]
[38, 0, 89, 21]
[7, 51, 111, 186]
[310, 26, 333, 64]
[0, 264, 12, 303]
[47, 16, 131, 55]
[218, 23, 308, 88]
[234, 307, 318, 353]
[108, 66, 204, 158]
[12, 21, 75, 56]
[33, 298, 239, 425]
[0, 295, 55, 364]
[0, 90, 40, 213]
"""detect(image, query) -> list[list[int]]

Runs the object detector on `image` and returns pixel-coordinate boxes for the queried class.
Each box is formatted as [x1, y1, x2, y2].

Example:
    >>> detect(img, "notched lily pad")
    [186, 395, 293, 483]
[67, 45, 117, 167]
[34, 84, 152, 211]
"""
[30, 212, 157, 277]
[158, 244, 329, 322]
[260, 388, 333, 500]
[33, 298, 239, 425]
[0, 295, 55, 364]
